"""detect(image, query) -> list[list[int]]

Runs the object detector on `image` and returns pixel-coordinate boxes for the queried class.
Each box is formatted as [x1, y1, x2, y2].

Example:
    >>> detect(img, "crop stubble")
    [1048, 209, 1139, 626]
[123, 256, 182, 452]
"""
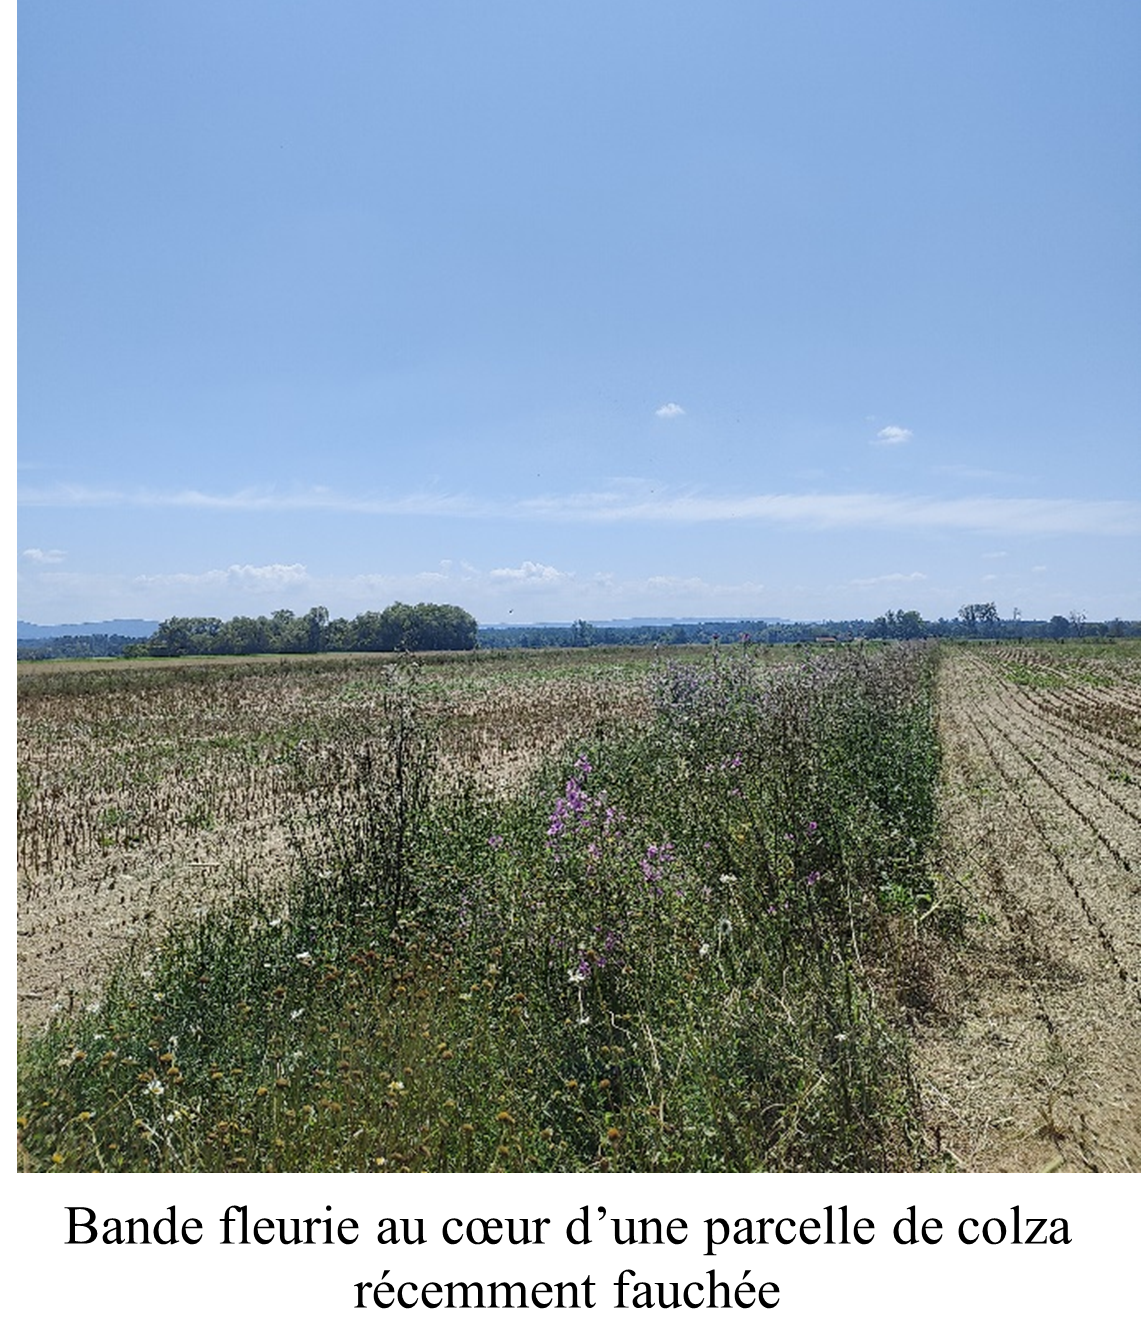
[920, 646, 1141, 1171]
[16, 653, 649, 1035]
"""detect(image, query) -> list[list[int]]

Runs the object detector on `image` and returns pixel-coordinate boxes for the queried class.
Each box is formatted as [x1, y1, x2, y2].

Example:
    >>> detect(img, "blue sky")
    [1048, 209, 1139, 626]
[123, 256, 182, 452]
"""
[18, 0, 1141, 626]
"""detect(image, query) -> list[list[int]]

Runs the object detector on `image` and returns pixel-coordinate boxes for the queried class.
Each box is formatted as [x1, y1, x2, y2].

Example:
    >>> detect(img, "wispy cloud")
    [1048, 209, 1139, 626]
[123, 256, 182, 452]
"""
[18, 482, 1141, 536]
[848, 571, 928, 588]
[873, 425, 913, 446]
[18, 484, 493, 518]
[22, 547, 66, 563]
[655, 402, 686, 418]
[516, 489, 1141, 535]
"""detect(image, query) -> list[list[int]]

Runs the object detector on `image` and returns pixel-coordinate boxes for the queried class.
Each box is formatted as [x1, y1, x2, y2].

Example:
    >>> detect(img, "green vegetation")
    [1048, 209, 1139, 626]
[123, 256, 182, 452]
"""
[124, 601, 479, 657]
[19, 606, 1141, 661]
[20, 643, 950, 1172]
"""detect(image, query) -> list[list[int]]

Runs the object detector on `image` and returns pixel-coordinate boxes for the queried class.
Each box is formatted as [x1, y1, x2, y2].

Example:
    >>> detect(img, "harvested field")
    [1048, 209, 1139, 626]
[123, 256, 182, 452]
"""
[16, 650, 651, 1035]
[920, 642, 1141, 1172]
[17, 640, 1141, 1173]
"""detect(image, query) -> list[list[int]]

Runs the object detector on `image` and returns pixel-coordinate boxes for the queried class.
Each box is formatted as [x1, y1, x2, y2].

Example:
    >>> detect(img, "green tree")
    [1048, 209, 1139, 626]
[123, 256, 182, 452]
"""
[350, 611, 386, 651]
[217, 615, 270, 655]
[959, 602, 998, 637]
[150, 616, 223, 656]
[325, 617, 353, 651]
[345, 603, 478, 652]
[305, 606, 329, 653]
[267, 609, 308, 653]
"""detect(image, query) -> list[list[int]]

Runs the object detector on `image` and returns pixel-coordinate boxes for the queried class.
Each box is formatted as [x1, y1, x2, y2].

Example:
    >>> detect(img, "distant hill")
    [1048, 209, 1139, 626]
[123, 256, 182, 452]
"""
[17, 619, 160, 642]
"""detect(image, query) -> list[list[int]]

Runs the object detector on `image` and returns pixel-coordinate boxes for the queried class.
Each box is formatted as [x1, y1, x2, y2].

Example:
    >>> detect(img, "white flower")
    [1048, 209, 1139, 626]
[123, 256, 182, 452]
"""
[699, 943, 711, 957]
[145, 1079, 165, 1096]
[290, 1009, 304, 1021]
[296, 951, 313, 964]
[568, 968, 586, 985]
[719, 873, 737, 885]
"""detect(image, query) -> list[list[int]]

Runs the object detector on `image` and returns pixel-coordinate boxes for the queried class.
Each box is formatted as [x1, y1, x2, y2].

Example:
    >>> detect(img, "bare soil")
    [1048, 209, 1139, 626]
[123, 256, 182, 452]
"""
[917, 648, 1141, 1172]
[16, 823, 295, 1037]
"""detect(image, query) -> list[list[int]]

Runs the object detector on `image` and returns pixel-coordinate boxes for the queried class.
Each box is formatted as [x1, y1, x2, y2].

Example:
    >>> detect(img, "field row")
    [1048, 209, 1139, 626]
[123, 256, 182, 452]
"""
[920, 644, 1141, 1171]
[969, 648, 1141, 1002]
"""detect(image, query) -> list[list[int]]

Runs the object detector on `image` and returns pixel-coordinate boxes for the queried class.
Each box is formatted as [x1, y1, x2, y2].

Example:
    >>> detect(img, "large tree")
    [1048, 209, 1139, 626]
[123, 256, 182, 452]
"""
[959, 602, 998, 636]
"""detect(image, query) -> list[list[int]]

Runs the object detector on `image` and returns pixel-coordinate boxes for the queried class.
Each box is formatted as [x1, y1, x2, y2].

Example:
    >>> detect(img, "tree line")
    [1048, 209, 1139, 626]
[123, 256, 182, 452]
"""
[122, 603, 478, 657]
[480, 609, 1141, 649]
[17, 604, 1141, 660]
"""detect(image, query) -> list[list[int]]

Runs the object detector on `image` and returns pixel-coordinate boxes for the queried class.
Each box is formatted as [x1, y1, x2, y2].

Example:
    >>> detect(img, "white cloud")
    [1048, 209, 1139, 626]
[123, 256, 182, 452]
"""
[18, 483, 493, 518]
[18, 481, 1141, 536]
[227, 563, 309, 587]
[655, 402, 686, 418]
[22, 547, 66, 563]
[518, 489, 1141, 535]
[131, 563, 310, 594]
[489, 561, 572, 584]
[848, 572, 928, 588]
[874, 425, 913, 446]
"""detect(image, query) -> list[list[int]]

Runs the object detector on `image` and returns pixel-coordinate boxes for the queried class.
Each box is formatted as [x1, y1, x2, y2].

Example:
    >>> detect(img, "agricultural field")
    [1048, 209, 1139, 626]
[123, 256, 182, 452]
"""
[16, 640, 1140, 1172]
[920, 641, 1141, 1172]
[17, 649, 654, 1032]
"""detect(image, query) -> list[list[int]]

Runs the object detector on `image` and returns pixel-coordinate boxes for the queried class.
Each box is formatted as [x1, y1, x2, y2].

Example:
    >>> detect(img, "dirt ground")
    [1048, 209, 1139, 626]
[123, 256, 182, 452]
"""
[16, 822, 295, 1037]
[917, 649, 1141, 1172]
